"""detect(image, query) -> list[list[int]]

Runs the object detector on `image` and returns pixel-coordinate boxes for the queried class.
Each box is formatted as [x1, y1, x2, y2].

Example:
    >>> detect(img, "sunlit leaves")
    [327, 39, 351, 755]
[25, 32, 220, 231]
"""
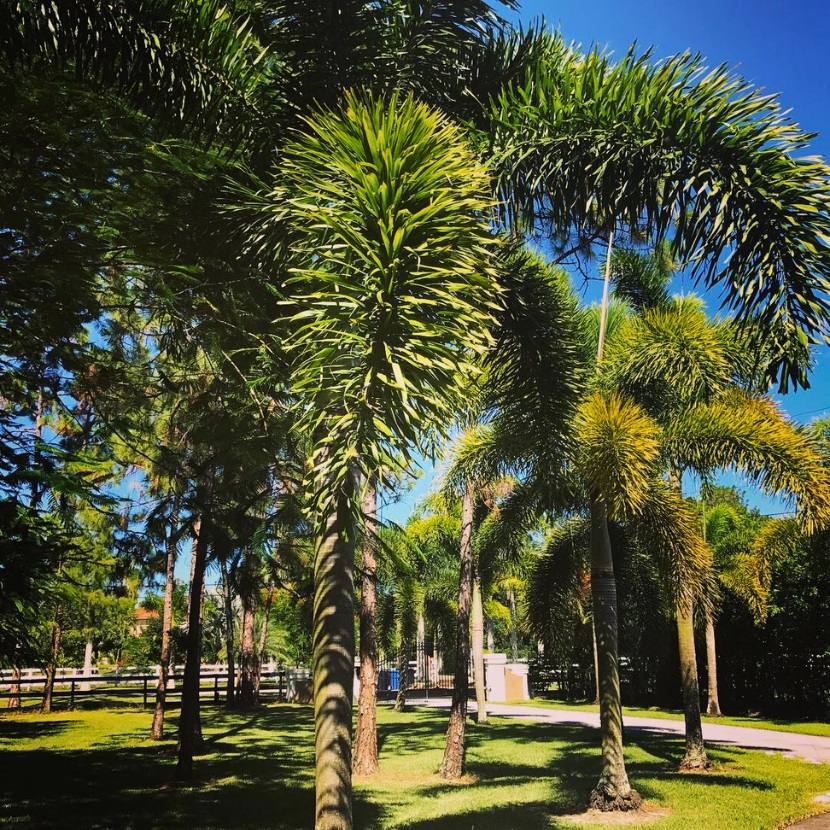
[252, 92, 499, 521]
[665, 392, 830, 533]
[490, 36, 830, 391]
[573, 391, 661, 519]
[1, 0, 271, 143]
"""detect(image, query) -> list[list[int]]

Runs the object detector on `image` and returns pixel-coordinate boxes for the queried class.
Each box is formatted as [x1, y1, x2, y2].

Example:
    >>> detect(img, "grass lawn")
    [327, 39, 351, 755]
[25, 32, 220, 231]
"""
[1, 704, 829, 829]
[515, 698, 830, 738]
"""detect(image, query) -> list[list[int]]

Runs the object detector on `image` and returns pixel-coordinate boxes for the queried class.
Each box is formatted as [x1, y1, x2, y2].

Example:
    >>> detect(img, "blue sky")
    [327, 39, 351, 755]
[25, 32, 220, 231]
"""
[382, 0, 830, 526]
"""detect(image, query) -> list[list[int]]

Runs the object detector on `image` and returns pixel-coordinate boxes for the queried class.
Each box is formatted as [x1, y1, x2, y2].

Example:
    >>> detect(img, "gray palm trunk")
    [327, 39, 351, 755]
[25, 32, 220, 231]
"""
[440, 481, 475, 779]
[313, 484, 356, 830]
[588, 498, 641, 811]
[151, 503, 179, 740]
[591, 620, 601, 706]
[472, 571, 488, 724]
[220, 556, 236, 706]
[669, 471, 709, 769]
[254, 581, 275, 699]
[353, 479, 379, 775]
[239, 548, 259, 709]
[393, 645, 410, 713]
[676, 596, 709, 768]
[704, 609, 722, 717]
[174, 509, 210, 781]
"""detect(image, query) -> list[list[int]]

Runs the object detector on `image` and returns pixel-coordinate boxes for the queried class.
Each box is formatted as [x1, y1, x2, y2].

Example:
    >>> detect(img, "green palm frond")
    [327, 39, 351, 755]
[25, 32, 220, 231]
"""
[609, 244, 673, 312]
[632, 481, 712, 603]
[665, 392, 830, 532]
[484, 245, 586, 456]
[1, 0, 271, 141]
[252, 90, 499, 520]
[490, 37, 830, 390]
[525, 517, 590, 645]
[604, 297, 736, 413]
[580, 299, 632, 370]
[573, 391, 661, 519]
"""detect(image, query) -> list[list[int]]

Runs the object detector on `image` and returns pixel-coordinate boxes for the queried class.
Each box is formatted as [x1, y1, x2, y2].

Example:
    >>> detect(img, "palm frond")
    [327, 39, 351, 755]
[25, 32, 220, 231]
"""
[573, 391, 661, 519]
[665, 392, 830, 532]
[490, 38, 830, 390]
[631, 481, 712, 603]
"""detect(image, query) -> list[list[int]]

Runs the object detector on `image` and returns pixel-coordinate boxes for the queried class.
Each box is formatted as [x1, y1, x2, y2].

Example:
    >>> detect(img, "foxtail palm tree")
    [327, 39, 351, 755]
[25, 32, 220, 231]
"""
[244, 92, 498, 829]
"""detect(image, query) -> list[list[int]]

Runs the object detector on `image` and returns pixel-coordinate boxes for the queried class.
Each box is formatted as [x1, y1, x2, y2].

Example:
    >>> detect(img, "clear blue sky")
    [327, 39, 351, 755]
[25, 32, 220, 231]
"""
[383, 0, 830, 526]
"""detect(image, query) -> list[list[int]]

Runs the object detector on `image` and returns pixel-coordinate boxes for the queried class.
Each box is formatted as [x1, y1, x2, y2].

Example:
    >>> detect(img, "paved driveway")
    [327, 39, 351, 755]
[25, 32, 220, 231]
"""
[419, 700, 830, 764]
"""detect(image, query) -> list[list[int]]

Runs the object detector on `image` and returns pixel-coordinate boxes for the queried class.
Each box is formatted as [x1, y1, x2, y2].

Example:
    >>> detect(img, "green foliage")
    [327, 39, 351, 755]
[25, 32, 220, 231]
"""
[490, 36, 830, 390]
[0, 0, 271, 143]
[573, 391, 661, 519]
[0, 501, 65, 664]
[246, 91, 499, 521]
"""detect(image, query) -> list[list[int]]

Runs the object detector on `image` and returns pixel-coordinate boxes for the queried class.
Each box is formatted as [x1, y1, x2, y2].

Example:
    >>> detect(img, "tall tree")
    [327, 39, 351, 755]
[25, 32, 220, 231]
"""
[242, 92, 498, 829]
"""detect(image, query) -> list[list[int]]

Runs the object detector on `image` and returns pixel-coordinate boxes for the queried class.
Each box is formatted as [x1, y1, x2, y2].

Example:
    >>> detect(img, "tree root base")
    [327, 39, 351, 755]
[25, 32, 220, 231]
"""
[352, 760, 379, 777]
[678, 757, 713, 772]
[588, 788, 642, 812]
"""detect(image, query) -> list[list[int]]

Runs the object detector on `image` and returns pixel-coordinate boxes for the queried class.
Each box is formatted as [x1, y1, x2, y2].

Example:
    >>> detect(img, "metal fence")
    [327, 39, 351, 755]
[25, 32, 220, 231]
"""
[373, 642, 462, 701]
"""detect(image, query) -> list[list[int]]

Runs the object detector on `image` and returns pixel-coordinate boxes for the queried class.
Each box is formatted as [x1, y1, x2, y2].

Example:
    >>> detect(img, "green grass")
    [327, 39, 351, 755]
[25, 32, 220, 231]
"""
[1, 704, 829, 829]
[515, 698, 830, 738]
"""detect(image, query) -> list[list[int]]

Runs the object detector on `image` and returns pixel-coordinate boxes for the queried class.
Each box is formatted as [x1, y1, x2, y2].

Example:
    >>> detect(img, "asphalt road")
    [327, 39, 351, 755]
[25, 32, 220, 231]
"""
[420, 699, 830, 765]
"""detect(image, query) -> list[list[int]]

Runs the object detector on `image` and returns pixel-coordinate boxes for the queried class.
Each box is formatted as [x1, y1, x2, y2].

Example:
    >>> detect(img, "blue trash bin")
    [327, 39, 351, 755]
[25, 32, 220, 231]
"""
[389, 668, 399, 691]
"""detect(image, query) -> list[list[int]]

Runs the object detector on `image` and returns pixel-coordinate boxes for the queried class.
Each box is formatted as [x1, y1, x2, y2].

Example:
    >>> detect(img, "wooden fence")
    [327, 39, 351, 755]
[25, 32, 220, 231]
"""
[0, 667, 310, 708]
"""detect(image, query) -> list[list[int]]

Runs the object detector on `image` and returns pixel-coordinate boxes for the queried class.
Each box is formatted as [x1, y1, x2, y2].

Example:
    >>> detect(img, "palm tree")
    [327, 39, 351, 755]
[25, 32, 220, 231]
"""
[603, 296, 830, 768]
[696, 489, 781, 718]
[243, 91, 498, 830]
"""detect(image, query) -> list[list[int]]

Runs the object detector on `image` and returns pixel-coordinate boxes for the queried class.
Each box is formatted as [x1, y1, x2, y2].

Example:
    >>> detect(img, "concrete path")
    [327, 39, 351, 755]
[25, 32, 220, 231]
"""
[418, 699, 830, 765]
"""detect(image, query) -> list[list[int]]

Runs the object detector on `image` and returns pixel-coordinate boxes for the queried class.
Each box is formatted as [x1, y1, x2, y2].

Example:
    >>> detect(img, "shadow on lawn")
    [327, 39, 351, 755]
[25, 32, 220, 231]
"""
[387, 714, 776, 829]
[0, 707, 384, 830]
[0, 719, 74, 743]
[0, 706, 778, 830]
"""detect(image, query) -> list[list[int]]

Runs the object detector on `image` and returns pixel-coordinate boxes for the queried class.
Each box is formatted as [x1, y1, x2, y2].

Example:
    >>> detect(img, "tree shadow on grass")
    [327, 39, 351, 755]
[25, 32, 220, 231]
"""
[382, 712, 778, 828]
[0, 707, 385, 830]
[0, 705, 782, 829]
[0, 719, 74, 743]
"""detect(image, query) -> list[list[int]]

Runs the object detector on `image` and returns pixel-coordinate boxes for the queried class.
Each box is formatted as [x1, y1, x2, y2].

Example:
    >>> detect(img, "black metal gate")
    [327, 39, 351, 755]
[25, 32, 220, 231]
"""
[373, 641, 458, 701]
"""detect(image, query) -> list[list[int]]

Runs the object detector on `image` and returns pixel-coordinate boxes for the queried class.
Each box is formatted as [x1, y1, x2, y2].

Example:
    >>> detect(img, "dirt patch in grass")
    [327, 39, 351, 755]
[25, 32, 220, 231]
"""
[561, 802, 671, 825]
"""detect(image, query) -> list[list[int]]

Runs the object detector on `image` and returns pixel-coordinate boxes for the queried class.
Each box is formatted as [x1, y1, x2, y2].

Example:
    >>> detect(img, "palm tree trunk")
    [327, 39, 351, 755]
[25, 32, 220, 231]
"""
[676, 595, 709, 768]
[174, 510, 210, 781]
[313, 483, 356, 830]
[219, 556, 236, 706]
[705, 609, 722, 717]
[151, 504, 179, 740]
[588, 498, 640, 811]
[591, 619, 601, 706]
[393, 644, 409, 713]
[440, 481, 475, 779]
[239, 548, 258, 709]
[41, 605, 62, 714]
[353, 478, 379, 775]
[472, 570, 487, 724]
[669, 469, 709, 769]
[254, 580, 275, 700]
[8, 665, 21, 710]
[508, 588, 519, 663]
